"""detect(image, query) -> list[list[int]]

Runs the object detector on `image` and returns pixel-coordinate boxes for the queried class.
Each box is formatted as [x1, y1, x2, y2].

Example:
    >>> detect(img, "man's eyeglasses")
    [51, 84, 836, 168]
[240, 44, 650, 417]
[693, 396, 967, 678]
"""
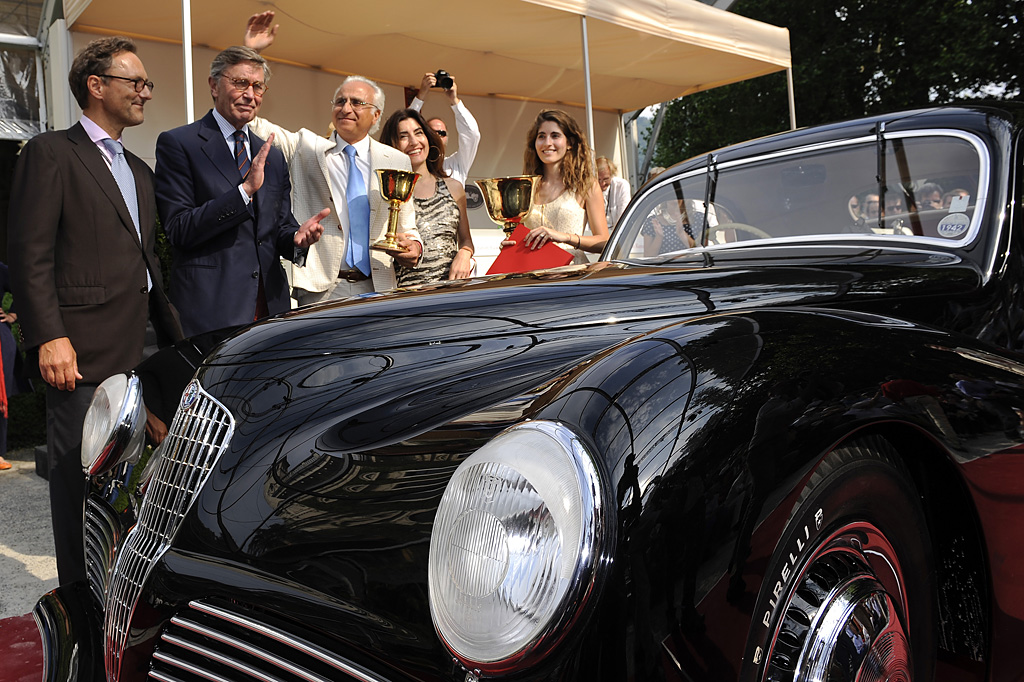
[97, 74, 155, 93]
[223, 76, 269, 96]
[331, 96, 379, 111]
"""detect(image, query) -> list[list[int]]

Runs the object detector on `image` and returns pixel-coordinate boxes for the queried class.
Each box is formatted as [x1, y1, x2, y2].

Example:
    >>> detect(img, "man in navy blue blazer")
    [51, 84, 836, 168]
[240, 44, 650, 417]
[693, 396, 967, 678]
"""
[155, 45, 327, 337]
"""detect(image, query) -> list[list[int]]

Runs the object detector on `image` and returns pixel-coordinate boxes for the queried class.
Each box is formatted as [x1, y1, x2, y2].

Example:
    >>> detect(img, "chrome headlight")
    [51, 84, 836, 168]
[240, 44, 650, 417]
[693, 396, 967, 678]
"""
[81, 372, 145, 476]
[428, 420, 608, 672]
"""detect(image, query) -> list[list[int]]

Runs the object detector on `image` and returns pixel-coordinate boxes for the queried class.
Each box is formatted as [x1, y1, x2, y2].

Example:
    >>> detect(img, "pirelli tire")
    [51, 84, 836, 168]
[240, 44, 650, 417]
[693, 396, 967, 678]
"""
[748, 435, 936, 682]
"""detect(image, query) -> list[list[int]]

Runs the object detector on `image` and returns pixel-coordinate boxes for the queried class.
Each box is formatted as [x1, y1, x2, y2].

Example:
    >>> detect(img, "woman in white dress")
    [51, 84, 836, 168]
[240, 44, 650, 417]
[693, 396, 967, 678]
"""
[504, 110, 609, 263]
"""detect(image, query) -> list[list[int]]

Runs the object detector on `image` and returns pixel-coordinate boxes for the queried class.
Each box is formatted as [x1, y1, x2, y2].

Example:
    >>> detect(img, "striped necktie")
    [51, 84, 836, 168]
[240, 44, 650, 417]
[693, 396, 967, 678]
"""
[233, 130, 251, 179]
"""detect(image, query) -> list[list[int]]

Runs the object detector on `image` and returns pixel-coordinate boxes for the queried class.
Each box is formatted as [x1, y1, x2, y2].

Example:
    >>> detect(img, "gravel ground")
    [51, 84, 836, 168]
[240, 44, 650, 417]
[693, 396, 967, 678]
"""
[0, 447, 58, 619]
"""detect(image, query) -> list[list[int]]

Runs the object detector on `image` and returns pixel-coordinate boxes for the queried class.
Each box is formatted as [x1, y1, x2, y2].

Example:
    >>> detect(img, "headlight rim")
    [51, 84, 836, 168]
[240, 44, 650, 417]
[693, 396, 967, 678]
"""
[81, 371, 146, 477]
[429, 419, 611, 674]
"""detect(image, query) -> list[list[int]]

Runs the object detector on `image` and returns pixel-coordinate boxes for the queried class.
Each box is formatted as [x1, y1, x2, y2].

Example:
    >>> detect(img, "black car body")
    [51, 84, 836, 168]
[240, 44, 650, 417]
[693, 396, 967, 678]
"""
[36, 104, 1024, 682]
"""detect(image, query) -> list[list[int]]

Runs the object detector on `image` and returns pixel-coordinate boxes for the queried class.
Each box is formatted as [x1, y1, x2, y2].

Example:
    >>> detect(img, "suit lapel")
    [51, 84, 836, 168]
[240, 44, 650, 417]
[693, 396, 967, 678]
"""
[67, 123, 143, 249]
[199, 112, 244, 188]
[126, 151, 156, 250]
[367, 139, 385, 239]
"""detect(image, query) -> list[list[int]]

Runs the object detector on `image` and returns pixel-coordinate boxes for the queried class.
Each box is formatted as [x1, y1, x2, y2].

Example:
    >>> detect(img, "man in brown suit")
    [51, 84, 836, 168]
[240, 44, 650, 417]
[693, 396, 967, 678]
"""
[8, 37, 181, 585]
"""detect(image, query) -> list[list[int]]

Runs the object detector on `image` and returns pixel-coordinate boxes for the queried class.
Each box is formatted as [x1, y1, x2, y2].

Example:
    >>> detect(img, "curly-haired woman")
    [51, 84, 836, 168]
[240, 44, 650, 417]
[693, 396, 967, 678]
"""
[511, 109, 609, 263]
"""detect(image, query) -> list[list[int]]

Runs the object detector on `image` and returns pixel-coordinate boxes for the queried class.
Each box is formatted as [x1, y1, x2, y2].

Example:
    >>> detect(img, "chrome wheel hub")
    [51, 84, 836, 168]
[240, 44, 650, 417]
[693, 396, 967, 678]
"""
[766, 523, 912, 682]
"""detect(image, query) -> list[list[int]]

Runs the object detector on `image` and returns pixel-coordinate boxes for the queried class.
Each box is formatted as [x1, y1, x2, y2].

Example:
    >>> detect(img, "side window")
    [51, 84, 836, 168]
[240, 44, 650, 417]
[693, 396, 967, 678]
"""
[610, 133, 985, 260]
[616, 178, 716, 258]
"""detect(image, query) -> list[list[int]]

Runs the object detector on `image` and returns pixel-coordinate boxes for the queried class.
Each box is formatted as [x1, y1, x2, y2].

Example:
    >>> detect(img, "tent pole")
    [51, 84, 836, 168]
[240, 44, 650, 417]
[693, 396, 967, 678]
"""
[640, 104, 667, 181]
[786, 67, 796, 130]
[181, 0, 194, 123]
[580, 16, 595, 151]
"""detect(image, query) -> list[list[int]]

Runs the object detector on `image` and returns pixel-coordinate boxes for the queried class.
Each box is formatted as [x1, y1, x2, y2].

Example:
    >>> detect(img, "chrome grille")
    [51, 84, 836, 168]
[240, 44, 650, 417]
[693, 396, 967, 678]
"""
[104, 382, 234, 681]
[149, 600, 389, 682]
[85, 497, 121, 607]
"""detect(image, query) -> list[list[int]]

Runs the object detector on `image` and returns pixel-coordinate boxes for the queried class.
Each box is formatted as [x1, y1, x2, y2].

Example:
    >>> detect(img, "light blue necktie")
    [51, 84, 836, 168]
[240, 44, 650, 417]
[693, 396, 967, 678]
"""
[102, 138, 152, 291]
[344, 144, 371, 276]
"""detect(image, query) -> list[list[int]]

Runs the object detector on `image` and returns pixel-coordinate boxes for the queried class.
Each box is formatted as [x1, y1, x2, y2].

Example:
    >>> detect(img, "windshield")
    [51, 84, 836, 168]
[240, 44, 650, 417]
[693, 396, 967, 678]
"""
[608, 131, 988, 261]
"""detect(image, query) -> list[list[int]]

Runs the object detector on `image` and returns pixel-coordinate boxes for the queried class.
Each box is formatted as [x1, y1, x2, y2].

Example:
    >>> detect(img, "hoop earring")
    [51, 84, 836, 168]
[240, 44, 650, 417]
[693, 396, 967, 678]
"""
[428, 147, 441, 162]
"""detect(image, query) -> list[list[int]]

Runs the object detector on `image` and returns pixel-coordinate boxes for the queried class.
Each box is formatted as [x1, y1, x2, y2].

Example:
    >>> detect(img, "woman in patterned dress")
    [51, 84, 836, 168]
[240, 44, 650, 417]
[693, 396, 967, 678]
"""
[381, 109, 474, 286]
[504, 110, 609, 263]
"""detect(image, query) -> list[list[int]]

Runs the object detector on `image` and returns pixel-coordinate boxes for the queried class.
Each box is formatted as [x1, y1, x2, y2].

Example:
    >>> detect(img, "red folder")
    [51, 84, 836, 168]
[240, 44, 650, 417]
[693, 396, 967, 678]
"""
[486, 224, 575, 275]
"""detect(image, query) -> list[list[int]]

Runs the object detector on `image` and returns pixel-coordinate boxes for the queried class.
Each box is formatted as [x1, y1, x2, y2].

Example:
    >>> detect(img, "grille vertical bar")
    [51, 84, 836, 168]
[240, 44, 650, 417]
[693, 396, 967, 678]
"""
[103, 382, 234, 681]
[85, 498, 121, 607]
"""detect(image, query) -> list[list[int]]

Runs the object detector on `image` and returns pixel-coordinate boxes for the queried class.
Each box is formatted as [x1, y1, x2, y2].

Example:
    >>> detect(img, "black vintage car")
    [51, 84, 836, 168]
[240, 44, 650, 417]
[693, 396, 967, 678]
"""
[36, 104, 1024, 682]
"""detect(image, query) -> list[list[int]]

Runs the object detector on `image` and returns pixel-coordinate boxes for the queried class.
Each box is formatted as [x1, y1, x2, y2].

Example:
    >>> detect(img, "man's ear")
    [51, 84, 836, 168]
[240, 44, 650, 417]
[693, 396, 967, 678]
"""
[86, 74, 105, 103]
[209, 76, 218, 101]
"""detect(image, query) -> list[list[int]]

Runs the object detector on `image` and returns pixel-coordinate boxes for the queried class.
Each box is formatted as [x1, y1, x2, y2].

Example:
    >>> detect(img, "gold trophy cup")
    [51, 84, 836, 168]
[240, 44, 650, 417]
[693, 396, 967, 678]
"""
[476, 176, 540, 239]
[372, 168, 420, 252]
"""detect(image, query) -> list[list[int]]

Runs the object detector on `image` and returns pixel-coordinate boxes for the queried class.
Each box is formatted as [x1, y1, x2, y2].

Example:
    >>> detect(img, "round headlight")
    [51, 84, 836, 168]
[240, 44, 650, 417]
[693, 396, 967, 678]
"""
[428, 420, 607, 672]
[81, 372, 145, 476]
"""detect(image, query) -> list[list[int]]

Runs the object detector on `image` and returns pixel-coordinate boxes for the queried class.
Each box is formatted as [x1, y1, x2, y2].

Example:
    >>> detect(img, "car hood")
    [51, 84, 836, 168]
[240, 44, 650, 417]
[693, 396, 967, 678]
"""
[205, 246, 980, 366]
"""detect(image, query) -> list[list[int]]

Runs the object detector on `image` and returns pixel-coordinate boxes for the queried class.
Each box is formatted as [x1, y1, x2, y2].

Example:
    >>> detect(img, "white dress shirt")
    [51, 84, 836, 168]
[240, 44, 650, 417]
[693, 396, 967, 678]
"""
[410, 97, 480, 186]
[211, 108, 255, 205]
[326, 132, 372, 266]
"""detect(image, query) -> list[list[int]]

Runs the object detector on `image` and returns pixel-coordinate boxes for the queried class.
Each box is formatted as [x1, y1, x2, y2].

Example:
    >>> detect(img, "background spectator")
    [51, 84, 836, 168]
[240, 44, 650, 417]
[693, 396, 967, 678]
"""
[596, 156, 631, 229]
[410, 71, 481, 186]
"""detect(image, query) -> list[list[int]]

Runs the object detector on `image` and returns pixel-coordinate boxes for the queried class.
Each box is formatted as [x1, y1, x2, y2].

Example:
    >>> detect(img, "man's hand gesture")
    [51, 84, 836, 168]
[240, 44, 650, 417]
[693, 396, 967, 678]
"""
[241, 132, 275, 198]
[244, 11, 278, 52]
[417, 72, 436, 101]
[295, 208, 330, 247]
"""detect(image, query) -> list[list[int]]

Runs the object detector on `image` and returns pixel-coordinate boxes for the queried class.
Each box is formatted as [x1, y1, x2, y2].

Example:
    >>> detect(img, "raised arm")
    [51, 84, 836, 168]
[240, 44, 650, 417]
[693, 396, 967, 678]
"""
[409, 73, 435, 112]
[248, 116, 303, 161]
[243, 11, 279, 53]
[447, 80, 480, 175]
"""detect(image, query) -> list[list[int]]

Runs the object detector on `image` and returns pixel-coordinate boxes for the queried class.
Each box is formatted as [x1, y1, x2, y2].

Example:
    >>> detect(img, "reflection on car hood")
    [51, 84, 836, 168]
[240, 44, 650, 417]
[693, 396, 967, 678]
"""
[205, 245, 979, 365]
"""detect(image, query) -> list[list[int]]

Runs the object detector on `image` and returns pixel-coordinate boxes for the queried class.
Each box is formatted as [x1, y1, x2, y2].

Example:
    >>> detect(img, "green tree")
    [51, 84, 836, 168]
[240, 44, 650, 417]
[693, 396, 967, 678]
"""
[650, 0, 1022, 168]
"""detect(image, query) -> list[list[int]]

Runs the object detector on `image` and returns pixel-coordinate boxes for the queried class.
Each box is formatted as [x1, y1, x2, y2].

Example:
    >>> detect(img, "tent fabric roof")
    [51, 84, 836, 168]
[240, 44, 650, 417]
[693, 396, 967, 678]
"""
[70, 0, 791, 113]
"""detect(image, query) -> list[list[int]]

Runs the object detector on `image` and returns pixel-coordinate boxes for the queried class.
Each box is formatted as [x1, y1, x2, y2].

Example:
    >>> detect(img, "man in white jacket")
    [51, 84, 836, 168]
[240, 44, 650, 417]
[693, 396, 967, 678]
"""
[410, 72, 481, 186]
[244, 12, 420, 303]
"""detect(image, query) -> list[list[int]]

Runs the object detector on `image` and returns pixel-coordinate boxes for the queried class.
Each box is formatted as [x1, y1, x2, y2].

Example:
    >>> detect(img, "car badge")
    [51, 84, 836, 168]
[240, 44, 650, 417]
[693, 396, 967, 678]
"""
[181, 381, 200, 410]
[937, 213, 970, 239]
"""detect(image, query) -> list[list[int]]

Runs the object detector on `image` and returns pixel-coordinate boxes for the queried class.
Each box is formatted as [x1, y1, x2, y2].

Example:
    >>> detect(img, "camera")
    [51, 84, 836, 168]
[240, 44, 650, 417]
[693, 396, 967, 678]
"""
[433, 69, 454, 90]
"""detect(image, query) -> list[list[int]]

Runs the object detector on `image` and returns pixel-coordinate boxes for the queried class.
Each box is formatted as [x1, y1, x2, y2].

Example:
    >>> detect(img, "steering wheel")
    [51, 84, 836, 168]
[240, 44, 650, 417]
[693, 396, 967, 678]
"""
[705, 222, 771, 244]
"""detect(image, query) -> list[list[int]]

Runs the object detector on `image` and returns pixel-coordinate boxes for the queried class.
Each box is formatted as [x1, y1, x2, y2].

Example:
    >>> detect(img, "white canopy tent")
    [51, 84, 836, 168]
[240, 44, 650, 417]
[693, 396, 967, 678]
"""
[65, 0, 794, 143]
[36, 0, 793, 274]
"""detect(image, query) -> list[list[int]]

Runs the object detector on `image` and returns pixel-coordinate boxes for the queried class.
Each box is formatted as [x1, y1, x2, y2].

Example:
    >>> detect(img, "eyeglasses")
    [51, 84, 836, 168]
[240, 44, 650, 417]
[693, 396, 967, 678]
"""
[223, 76, 269, 96]
[331, 96, 379, 111]
[432, 129, 447, 138]
[97, 74, 155, 93]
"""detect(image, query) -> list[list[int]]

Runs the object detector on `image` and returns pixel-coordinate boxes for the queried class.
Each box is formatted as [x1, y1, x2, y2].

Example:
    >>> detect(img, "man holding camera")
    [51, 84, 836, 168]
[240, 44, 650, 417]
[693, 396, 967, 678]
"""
[410, 71, 480, 186]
